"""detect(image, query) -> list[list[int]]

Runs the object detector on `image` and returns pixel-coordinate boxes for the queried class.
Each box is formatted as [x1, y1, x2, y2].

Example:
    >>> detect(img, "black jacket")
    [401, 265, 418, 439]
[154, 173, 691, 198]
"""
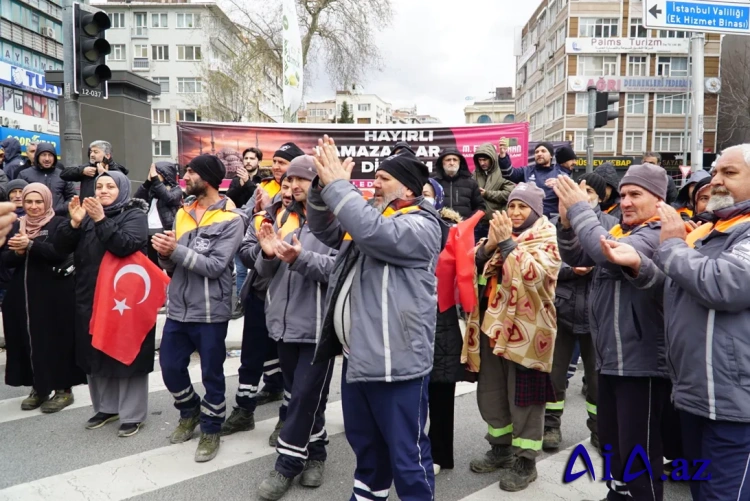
[594, 162, 622, 221]
[19, 143, 75, 215]
[51, 199, 154, 378]
[226, 173, 261, 208]
[60, 158, 128, 199]
[432, 148, 485, 220]
[133, 161, 183, 232]
[552, 207, 618, 334]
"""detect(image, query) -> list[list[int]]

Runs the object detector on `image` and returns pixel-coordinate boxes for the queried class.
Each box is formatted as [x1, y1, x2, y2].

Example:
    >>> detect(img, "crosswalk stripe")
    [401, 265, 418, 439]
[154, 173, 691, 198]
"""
[0, 379, 479, 500]
[457, 439, 608, 500]
[0, 357, 242, 425]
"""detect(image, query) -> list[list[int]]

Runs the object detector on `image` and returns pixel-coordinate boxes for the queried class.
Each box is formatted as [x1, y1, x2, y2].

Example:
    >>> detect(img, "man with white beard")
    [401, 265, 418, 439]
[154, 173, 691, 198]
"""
[599, 144, 750, 501]
[431, 148, 485, 218]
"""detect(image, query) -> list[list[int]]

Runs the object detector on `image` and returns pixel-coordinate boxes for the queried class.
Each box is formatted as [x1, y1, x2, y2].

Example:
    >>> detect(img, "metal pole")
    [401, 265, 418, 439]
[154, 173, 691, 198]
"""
[586, 85, 596, 173]
[62, 0, 83, 168]
[682, 36, 692, 180]
[691, 32, 705, 172]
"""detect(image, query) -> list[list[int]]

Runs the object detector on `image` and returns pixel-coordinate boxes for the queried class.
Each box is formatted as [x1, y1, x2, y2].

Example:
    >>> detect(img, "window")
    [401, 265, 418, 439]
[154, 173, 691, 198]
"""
[108, 44, 125, 61]
[577, 56, 618, 76]
[555, 60, 565, 84]
[108, 12, 124, 28]
[575, 94, 616, 115]
[626, 93, 646, 114]
[177, 45, 202, 61]
[624, 132, 645, 152]
[152, 77, 169, 93]
[627, 56, 647, 76]
[134, 12, 147, 35]
[556, 23, 566, 49]
[574, 131, 615, 152]
[152, 45, 169, 61]
[177, 109, 202, 121]
[152, 109, 170, 124]
[153, 141, 171, 156]
[177, 77, 202, 93]
[134, 44, 149, 58]
[357, 104, 371, 112]
[546, 68, 555, 91]
[659, 30, 687, 38]
[629, 17, 647, 38]
[578, 18, 619, 37]
[177, 13, 200, 28]
[654, 132, 687, 152]
[656, 93, 688, 114]
[151, 13, 168, 28]
[528, 55, 538, 74]
[657, 56, 689, 77]
[547, 97, 563, 122]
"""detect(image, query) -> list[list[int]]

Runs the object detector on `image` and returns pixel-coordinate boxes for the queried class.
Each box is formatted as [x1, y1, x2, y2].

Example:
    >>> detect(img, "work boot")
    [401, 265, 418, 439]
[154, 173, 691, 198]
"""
[269, 419, 284, 447]
[194, 432, 221, 462]
[170, 408, 200, 444]
[40, 389, 74, 414]
[300, 460, 325, 488]
[20, 389, 49, 411]
[258, 470, 293, 500]
[498, 456, 538, 492]
[256, 390, 284, 406]
[543, 427, 562, 450]
[469, 445, 515, 473]
[220, 407, 255, 436]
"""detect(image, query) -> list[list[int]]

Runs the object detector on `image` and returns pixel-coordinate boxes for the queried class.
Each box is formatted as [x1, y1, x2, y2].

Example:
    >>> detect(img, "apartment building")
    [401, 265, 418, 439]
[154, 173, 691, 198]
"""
[464, 87, 516, 124]
[514, 0, 721, 163]
[94, 0, 283, 162]
[0, 0, 63, 143]
[301, 90, 393, 124]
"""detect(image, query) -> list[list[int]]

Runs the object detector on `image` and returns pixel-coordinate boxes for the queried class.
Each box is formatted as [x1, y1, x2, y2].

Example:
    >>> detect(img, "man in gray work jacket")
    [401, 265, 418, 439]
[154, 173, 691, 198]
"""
[600, 144, 750, 501]
[553, 164, 671, 501]
[307, 136, 446, 501]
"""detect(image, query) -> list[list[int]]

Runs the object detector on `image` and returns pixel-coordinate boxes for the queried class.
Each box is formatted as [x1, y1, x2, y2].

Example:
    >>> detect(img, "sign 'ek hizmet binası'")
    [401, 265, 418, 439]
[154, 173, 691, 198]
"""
[643, 0, 750, 35]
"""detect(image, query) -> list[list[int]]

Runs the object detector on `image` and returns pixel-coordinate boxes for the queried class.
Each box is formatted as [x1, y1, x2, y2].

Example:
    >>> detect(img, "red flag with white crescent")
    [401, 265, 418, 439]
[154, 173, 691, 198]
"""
[90, 251, 170, 365]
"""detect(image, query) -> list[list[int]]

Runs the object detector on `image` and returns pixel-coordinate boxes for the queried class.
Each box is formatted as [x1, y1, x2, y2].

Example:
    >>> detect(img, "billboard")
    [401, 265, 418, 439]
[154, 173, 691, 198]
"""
[177, 122, 530, 190]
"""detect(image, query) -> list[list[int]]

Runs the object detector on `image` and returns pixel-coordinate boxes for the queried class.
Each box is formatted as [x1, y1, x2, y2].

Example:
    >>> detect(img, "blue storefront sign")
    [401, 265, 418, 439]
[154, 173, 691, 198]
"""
[0, 127, 60, 154]
[0, 61, 61, 100]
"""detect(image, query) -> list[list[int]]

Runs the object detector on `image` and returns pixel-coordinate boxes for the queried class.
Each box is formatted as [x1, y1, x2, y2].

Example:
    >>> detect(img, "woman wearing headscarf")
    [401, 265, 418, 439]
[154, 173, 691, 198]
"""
[52, 171, 152, 438]
[463, 183, 561, 492]
[2, 183, 84, 412]
[134, 162, 183, 266]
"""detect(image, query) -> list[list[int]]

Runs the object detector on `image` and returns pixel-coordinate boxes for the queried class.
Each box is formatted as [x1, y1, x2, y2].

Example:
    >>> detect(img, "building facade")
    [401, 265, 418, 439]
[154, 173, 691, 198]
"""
[301, 90, 392, 124]
[514, 0, 721, 163]
[464, 87, 516, 124]
[95, 0, 283, 162]
[0, 0, 63, 149]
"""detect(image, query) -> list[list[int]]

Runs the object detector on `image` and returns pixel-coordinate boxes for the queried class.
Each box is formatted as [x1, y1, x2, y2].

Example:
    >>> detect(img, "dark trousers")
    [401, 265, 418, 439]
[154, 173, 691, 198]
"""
[235, 294, 284, 415]
[545, 327, 597, 435]
[274, 341, 334, 478]
[567, 341, 581, 382]
[661, 395, 683, 461]
[428, 382, 456, 469]
[598, 374, 670, 501]
[147, 234, 161, 268]
[159, 319, 228, 434]
[342, 359, 434, 501]
[474, 222, 489, 243]
[681, 410, 750, 501]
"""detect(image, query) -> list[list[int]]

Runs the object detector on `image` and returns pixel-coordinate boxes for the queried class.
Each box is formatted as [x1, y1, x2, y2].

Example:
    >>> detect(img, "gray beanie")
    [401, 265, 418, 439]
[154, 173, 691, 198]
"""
[508, 182, 545, 217]
[285, 155, 318, 181]
[619, 163, 668, 200]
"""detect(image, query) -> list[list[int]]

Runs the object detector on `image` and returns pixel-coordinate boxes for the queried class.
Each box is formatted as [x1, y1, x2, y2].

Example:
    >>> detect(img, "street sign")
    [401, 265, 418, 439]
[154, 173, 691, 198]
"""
[643, 0, 750, 35]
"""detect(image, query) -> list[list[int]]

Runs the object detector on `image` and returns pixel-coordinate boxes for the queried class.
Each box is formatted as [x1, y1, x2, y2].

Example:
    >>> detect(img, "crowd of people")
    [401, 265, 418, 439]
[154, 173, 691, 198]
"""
[0, 133, 747, 501]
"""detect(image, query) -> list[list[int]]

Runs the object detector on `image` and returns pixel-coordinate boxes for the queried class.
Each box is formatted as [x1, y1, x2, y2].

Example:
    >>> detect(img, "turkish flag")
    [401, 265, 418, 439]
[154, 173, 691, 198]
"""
[90, 251, 170, 365]
[436, 211, 484, 313]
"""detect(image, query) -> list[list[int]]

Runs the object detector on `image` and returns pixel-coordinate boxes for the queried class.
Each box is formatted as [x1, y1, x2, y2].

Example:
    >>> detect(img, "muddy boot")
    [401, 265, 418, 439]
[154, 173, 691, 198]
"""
[170, 408, 200, 444]
[21, 389, 49, 411]
[220, 407, 255, 436]
[194, 432, 221, 463]
[40, 389, 74, 414]
[469, 444, 515, 473]
[543, 427, 562, 450]
[498, 456, 538, 492]
[258, 470, 293, 500]
[300, 460, 325, 488]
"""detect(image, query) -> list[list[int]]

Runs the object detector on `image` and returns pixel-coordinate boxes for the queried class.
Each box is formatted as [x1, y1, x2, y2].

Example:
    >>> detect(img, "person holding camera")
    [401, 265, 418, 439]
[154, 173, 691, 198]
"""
[61, 140, 128, 199]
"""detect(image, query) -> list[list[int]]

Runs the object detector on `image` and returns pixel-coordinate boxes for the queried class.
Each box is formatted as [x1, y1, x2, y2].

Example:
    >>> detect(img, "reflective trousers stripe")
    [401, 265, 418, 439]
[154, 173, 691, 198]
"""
[546, 400, 564, 411]
[487, 423, 513, 437]
[512, 437, 543, 451]
[586, 402, 598, 415]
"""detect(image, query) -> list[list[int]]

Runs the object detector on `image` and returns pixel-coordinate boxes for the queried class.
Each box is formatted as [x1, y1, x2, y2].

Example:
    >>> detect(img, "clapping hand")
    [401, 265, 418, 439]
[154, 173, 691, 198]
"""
[657, 202, 688, 244]
[599, 236, 641, 271]
[553, 175, 590, 210]
[258, 221, 280, 258]
[82, 197, 105, 222]
[0, 202, 17, 246]
[275, 234, 302, 264]
[8, 230, 29, 254]
[68, 196, 86, 227]
[313, 135, 355, 186]
[151, 230, 177, 257]
[255, 188, 271, 212]
[485, 211, 513, 252]
[236, 166, 249, 185]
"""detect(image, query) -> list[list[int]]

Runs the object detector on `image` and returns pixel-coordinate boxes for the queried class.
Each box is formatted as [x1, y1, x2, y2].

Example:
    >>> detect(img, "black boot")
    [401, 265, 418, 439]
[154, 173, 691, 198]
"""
[498, 456, 538, 492]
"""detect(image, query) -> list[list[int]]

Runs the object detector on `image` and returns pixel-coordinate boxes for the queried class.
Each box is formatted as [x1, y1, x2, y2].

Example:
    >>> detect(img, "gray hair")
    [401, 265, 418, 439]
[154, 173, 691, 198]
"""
[642, 151, 661, 163]
[719, 144, 750, 168]
[89, 140, 112, 156]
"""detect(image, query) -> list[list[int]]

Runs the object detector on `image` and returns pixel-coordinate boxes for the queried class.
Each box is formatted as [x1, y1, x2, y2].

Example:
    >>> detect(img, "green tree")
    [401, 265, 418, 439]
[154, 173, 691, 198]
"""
[339, 101, 353, 123]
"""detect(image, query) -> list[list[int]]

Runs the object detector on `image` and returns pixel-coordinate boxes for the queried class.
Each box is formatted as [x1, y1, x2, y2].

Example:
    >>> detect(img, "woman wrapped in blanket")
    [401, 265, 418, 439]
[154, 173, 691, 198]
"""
[463, 182, 561, 492]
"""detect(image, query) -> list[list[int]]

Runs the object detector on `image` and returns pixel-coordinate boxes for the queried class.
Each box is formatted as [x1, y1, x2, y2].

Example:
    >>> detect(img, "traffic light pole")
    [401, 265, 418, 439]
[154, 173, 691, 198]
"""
[586, 85, 596, 174]
[62, 0, 83, 168]
[690, 32, 705, 173]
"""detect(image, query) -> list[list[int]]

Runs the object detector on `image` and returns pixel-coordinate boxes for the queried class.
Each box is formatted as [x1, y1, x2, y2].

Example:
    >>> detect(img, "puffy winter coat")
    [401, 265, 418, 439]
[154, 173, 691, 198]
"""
[432, 148, 485, 220]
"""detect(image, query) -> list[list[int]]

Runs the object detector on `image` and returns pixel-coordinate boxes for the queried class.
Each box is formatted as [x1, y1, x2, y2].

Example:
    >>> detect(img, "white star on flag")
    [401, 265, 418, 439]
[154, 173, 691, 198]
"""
[112, 298, 131, 315]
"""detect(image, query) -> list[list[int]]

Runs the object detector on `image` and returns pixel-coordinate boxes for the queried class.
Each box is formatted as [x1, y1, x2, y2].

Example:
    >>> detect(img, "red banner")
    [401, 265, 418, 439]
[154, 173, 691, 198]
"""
[177, 122, 529, 192]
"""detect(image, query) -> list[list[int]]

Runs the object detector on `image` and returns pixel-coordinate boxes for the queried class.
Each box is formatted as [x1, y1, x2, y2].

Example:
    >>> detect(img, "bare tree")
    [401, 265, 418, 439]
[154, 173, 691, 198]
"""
[718, 40, 750, 149]
[222, 0, 393, 90]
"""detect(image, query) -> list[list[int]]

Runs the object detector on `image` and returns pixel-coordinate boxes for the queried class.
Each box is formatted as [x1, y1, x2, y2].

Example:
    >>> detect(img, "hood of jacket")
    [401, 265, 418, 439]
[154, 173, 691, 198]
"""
[439, 207, 462, 225]
[473, 143, 498, 176]
[594, 162, 620, 189]
[676, 169, 711, 206]
[1, 137, 22, 163]
[155, 161, 178, 187]
[435, 148, 470, 179]
[33, 142, 58, 171]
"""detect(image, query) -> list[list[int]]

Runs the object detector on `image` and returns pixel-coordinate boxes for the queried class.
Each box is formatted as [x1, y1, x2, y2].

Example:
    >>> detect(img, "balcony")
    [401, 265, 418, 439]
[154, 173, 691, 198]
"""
[132, 58, 150, 71]
[131, 27, 148, 38]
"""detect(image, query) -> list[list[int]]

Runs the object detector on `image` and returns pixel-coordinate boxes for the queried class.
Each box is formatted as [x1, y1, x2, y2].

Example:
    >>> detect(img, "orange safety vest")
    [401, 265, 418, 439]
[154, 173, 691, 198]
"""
[260, 179, 281, 199]
[685, 214, 750, 248]
[343, 205, 421, 241]
[608, 216, 660, 239]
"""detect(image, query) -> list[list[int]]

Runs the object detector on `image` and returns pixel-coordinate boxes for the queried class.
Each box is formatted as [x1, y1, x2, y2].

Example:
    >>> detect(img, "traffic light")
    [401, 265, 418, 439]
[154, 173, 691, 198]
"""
[594, 92, 619, 128]
[73, 3, 112, 96]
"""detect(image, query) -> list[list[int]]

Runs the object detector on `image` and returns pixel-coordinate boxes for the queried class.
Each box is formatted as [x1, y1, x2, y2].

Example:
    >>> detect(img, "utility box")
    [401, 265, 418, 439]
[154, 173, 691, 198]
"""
[45, 70, 160, 187]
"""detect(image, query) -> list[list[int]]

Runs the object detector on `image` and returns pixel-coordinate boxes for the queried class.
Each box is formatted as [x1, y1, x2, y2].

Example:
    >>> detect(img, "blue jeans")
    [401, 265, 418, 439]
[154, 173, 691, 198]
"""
[234, 254, 247, 294]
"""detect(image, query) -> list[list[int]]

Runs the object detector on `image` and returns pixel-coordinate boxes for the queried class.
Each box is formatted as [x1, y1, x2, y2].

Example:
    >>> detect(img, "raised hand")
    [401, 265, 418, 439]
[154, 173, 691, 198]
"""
[236, 166, 249, 185]
[275, 234, 302, 264]
[599, 236, 641, 270]
[82, 197, 105, 222]
[657, 202, 688, 244]
[554, 175, 590, 209]
[258, 221, 279, 257]
[69, 196, 86, 227]
[313, 135, 354, 186]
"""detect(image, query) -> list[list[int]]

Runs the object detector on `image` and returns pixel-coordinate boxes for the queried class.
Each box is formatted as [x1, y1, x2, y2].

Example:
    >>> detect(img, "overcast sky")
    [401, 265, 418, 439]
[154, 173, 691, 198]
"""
[304, 0, 540, 124]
